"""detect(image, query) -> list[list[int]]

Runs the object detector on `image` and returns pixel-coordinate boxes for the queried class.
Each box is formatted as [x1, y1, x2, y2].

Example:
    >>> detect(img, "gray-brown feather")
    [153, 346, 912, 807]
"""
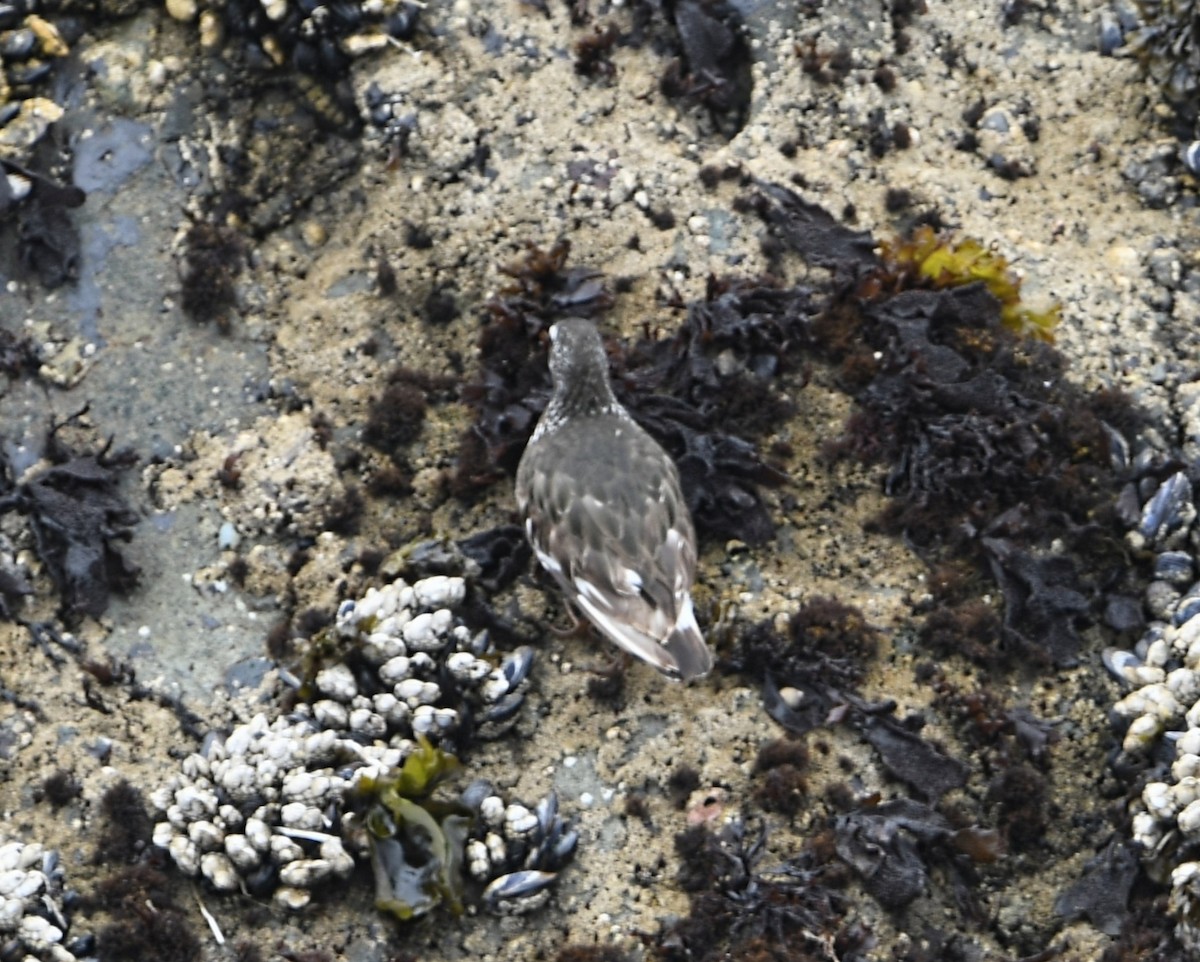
[516, 413, 694, 632]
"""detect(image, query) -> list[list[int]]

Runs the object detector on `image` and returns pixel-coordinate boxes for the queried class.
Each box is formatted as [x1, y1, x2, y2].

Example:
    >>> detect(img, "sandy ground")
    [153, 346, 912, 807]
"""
[1, 0, 1198, 959]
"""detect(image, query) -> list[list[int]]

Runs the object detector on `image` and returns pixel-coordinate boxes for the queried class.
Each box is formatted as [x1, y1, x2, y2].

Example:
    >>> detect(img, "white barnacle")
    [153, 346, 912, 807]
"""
[432, 707, 458, 730]
[17, 913, 63, 948]
[175, 784, 219, 820]
[224, 834, 261, 872]
[1180, 728, 1200, 757]
[1145, 781, 1177, 819]
[379, 655, 413, 686]
[269, 835, 305, 865]
[485, 831, 507, 867]
[187, 820, 225, 852]
[315, 664, 358, 703]
[320, 837, 355, 878]
[313, 699, 350, 730]
[168, 835, 200, 875]
[0, 843, 25, 873]
[1123, 713, 1164, 753]
[279, 858, 334, 888]
[503, 804, 539, 837]
[413, 575, 466, 610]
[217, 761, 259, 801]
[274, 886, 311, 910]
[181, 753, 210, 780]
[411, 705, 437, 737]
[466, 839, 491, 881]
[394, 678, 440, 706]
[1176, 754, 1200, 782]
[200, 852, 240, 891]
[0, 896, 22, 929]
[152, 821, 175, 850]
[480, 795, 505, 828]
[0, 868, 43, 900]
[402, 609, 455, 652]
[1181, 800, 1200, 836]
[1132, 810, 1164, 850]
[280, 802, 326, 832]
[481, 669, 511, 705]
[302, 729, 341, 765]
[349, 708, 387, 738]
[245, 817, 273, 852]
[447, 651, 491, 684]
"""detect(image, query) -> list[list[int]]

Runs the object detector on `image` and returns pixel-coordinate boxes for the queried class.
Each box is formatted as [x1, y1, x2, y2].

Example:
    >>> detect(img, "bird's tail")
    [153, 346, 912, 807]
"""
[665, 596, 713, 681]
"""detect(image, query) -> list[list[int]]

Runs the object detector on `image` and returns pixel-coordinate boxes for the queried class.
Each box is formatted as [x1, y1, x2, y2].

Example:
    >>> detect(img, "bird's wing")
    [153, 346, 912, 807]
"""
[519, 423, 710, 679]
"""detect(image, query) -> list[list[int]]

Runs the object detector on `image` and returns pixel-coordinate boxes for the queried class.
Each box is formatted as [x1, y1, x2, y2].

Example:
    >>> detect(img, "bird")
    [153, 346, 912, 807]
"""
[515, 318, 713, 681]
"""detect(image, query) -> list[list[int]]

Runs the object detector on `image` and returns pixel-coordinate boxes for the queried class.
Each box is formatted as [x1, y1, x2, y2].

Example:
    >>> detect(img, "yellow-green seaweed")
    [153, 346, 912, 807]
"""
[879, 226, 1061, 343]
[355, 737, 467, 921]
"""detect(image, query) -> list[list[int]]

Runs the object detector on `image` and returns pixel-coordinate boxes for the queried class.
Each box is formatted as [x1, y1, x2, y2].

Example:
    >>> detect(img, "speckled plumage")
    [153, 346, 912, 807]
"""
[515, 319, 713, 681]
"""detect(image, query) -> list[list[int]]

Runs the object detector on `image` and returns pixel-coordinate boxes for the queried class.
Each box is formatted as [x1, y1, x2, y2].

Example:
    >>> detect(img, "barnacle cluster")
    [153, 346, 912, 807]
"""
[151, 573, 575, 916]
[871, 225, 1062, 342]
[1103, 467, 1200, 952]
[0, 839, 80, 962]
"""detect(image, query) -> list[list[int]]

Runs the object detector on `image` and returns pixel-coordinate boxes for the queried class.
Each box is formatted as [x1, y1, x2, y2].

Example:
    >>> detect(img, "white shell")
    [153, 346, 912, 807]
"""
[504, 804, 539, 837]
[225, 834, 261, 871]
[413, 575, 466, 610]
[315, 664, 358, 703]
[274, 885, 311, 910]
[168, 835, 201, 875]
[200, 852, 240, 891]
[17, 913, 63, 947]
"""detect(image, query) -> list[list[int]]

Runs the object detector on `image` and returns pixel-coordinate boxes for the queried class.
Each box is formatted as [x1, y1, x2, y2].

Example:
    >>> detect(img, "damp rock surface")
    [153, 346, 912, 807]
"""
[0, 0, 1196, 959]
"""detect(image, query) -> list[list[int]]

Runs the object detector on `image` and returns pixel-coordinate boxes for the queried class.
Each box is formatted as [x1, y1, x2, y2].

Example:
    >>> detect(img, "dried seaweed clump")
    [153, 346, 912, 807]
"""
[179, 221, 247, 332]
[746, 184, 1137, 666]
[728, 597, 879, 735]
[453, 240, 612, 497]
[871, 225, 1061, 342]
[658, 820, 867, 961]
[0, 422, 140, 625]
[455, 242, 798, 544]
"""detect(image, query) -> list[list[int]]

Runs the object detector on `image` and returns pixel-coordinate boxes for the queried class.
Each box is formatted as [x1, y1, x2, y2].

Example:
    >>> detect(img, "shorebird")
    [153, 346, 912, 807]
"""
[515, 318, 713, 681]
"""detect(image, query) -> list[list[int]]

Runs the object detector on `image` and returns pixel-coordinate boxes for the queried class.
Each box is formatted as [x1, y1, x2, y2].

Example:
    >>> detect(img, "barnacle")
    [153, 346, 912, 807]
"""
[355, 738, 467, 920]
[874, 225, 1061, 342]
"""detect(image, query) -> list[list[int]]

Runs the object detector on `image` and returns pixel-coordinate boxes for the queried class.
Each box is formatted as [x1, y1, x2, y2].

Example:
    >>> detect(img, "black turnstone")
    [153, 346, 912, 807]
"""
[515, 318, 713, 681]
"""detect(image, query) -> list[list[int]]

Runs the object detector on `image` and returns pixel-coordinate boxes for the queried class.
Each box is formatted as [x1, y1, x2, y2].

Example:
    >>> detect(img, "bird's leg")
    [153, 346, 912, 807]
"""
[549, 601, 588, 637]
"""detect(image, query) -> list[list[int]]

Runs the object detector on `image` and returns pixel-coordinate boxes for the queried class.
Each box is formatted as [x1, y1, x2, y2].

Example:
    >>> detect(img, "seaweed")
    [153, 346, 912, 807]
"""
[728, 597, 880, 736]
[1054, 838, 1140, 936]
[179, 220, 247, 331]
[95, 779, 153, 864]
[833, 798, 993, 911]
[657, 820, 867, 961]
[0, 417, 140, 625]
[873, 225, 1061, 342]
[17, 189, 83, 289]
[454, 242, 794, 544]
[862, 716, 968, 803]
[745, 183, 1138, 666]
[352, 737, 467, 920]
